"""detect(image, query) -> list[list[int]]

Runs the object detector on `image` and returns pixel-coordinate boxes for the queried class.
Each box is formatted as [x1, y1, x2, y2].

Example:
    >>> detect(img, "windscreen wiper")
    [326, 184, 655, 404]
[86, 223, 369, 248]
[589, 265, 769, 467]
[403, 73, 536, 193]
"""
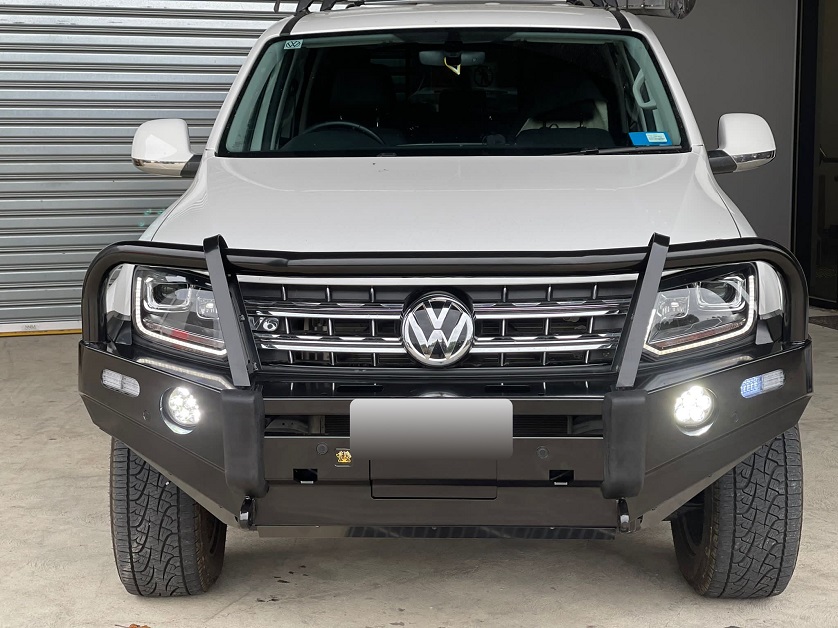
[559, 145, 685, 156]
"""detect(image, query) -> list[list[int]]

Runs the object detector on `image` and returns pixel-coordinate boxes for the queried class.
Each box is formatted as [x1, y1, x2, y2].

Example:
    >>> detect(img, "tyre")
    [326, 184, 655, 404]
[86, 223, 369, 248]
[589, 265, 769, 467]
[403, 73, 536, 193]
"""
[670, 425, 803, 598]
[109, 438, 227, 596]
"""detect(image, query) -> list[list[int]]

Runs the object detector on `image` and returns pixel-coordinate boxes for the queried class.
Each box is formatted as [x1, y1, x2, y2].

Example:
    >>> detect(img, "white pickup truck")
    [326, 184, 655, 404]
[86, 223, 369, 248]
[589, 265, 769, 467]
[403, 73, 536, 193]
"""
[79, 0, 811, 599]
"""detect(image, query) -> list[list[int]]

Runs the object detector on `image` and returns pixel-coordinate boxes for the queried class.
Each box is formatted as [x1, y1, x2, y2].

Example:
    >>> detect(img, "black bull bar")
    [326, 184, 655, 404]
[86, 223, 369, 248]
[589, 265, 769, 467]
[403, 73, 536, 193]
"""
[80, 234, 810, 521]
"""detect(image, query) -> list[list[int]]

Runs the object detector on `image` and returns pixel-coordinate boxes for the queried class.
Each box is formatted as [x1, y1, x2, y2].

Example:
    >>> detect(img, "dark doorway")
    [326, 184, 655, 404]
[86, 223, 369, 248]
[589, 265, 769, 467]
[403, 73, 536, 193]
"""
[796, 0, 838, 307]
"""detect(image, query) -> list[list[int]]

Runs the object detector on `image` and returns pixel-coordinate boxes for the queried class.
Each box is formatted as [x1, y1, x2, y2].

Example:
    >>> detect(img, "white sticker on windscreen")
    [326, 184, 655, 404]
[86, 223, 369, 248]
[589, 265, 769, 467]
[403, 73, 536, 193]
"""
[284, 40, 303, 49]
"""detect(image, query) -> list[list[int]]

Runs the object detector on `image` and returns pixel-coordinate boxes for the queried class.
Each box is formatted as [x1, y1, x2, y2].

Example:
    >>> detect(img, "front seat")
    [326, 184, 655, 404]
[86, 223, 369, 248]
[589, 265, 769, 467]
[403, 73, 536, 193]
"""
[516, 68, 615, 150]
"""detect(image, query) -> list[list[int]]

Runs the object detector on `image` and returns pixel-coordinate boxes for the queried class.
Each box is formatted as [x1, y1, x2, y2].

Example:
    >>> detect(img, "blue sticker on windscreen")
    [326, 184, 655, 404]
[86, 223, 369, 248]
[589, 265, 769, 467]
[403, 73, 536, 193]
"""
[629, 131, 673, 147]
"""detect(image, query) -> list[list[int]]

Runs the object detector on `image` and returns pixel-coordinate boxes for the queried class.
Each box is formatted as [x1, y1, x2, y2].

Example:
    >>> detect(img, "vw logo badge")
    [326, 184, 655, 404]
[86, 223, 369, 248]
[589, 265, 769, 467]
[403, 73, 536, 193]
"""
[402, 293, 475, 367]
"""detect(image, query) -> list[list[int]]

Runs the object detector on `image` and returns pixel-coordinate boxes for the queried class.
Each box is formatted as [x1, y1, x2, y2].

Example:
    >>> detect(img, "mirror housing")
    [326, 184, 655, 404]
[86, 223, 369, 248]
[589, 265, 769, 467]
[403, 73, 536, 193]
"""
[131, 119, 199, 178]
[419, 50, 486, 68]
[708, 113, 776, 175]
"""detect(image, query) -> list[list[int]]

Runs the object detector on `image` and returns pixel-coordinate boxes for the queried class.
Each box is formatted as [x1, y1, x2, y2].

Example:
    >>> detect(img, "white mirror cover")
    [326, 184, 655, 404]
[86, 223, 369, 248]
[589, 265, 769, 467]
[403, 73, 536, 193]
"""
[131, 119, 195, 176]
[717, 113, 776, 172]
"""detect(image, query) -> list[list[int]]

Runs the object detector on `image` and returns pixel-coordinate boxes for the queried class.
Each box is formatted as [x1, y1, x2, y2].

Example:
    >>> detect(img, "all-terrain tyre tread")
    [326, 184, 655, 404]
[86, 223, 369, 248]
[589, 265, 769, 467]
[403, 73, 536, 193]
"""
[673, 425, 803, 598]
[110, 438, 226, 596]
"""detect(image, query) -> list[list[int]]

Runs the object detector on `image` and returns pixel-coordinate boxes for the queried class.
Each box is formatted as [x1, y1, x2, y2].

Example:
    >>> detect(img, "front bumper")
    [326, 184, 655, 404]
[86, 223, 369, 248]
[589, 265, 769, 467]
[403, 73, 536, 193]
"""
[78, 235, 813, 537]
[80, 339, 811, 537]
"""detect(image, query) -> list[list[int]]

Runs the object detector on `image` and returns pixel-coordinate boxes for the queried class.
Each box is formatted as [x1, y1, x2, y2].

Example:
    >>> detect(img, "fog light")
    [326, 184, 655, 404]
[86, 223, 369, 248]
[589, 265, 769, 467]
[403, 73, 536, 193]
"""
[740, 370, 785, 399]
[674, 386, 715, 428]
[164, 386, 201, 428]
[101, 369, 140, 397]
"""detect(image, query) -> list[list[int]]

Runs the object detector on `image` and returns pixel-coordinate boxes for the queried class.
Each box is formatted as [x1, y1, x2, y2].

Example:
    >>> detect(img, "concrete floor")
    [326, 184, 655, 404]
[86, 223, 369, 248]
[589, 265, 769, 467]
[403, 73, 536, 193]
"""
[2, 328, 838, 628]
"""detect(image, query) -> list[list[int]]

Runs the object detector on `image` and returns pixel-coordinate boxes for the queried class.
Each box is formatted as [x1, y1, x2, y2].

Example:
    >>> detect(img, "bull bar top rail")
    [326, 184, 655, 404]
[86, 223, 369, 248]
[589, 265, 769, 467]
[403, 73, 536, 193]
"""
[82, 235, 808, 341]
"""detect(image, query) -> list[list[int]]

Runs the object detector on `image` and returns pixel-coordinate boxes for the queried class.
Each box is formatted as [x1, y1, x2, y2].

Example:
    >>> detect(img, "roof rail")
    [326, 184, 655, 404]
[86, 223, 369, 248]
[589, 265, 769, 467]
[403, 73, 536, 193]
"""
[292, 0, 314, 13]
[276, 0, 696, 19]
[278, 0, 358, 14]
[613, 0, 695, 19]
[563, 0, 697, 18]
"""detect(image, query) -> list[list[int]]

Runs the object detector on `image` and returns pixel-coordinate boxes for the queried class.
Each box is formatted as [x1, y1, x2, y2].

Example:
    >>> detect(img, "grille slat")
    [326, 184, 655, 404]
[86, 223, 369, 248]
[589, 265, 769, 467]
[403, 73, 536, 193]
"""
[248, 299, 629, 320]
[475, 300, 630, 318]
[243, 280, 634, 369]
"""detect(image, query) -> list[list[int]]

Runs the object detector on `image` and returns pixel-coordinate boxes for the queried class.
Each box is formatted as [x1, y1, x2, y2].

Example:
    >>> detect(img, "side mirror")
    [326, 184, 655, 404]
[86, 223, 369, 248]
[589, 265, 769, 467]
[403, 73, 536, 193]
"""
[131, 119, 199, 178]
[708, 113, 776, 175]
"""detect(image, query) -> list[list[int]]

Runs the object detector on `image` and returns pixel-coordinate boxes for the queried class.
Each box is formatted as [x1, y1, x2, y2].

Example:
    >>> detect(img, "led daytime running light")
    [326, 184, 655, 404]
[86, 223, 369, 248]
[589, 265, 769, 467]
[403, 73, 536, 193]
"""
[645, 274, 757, 356]
[133, 273, 227, 357]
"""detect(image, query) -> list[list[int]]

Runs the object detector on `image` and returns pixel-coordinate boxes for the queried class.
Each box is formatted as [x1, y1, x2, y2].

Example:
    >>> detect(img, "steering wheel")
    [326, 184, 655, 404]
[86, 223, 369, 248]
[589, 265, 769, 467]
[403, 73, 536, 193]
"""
[299, 121, 385, 145]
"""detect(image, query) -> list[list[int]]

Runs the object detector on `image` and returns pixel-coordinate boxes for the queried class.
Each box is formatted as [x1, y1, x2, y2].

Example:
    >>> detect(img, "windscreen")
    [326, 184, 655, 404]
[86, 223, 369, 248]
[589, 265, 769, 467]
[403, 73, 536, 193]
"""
[221, 29, 687, 157]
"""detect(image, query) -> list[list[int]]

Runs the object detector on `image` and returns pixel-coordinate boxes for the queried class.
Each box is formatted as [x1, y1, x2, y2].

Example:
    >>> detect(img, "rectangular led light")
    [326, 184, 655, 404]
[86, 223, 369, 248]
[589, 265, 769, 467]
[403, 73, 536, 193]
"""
[740, 370, 785, 399]
[101, 369, 141, 398]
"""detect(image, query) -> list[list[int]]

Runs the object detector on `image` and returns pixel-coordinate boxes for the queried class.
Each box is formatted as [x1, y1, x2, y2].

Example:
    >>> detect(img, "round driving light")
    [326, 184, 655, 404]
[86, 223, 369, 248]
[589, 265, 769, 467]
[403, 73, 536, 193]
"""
[164, 386, 201, 428]
[674, 386, 715, 428]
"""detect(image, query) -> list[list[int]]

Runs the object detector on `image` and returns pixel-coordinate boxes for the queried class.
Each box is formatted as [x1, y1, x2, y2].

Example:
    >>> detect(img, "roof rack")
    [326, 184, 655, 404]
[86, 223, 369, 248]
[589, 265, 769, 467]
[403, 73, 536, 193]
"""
[276, 0, 696, 19]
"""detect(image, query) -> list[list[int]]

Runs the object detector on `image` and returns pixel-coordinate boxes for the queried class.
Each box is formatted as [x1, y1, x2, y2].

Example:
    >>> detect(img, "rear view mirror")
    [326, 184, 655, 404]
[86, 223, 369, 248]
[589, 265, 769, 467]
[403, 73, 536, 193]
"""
[708, 113, 776, 175]
[419, 51, 486, 68]
[132, 119, 199, 178]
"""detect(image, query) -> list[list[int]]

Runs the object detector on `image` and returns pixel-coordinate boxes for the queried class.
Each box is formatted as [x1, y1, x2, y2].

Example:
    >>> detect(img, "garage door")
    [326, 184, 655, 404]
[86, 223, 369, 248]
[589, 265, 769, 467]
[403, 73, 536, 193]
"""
[0, 0, 286, 334]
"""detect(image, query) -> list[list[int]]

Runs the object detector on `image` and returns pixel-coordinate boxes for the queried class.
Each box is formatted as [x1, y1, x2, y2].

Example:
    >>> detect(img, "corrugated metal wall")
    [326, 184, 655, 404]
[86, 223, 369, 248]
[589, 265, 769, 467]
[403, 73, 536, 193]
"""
[0, 0, 283, 333]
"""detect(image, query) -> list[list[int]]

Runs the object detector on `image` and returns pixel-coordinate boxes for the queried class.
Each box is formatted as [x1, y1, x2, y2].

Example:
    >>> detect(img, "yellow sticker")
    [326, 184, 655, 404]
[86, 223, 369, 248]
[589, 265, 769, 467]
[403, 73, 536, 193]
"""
[336, 450, 352, 465]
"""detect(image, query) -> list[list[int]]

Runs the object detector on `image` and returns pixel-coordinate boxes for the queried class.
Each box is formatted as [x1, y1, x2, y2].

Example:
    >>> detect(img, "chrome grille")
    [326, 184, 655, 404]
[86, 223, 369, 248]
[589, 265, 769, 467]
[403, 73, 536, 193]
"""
[242, 281, 634, 369]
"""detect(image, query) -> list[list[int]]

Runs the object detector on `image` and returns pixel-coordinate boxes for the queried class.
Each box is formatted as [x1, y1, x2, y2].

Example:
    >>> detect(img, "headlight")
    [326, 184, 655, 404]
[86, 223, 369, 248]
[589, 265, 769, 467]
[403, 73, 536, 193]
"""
[133, 267, 226, 357]
[644, 269, 757, 356]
